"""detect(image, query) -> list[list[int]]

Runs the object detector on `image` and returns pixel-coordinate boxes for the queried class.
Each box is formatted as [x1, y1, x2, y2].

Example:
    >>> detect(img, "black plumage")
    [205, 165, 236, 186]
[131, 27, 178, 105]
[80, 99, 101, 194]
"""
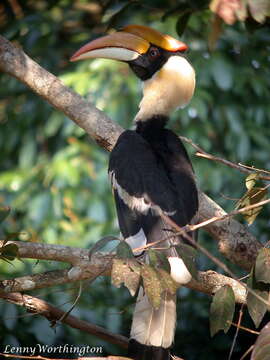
[109, 115, 198, 245]
[109, 115, 198, 359]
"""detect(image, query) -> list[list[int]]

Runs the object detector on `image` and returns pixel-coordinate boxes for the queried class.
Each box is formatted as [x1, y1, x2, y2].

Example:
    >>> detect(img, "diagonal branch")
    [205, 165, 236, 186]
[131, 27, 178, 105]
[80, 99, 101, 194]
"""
[0, 35, 122, 151]
[0, 292, 128, 349]
[0, 35, 262, 270]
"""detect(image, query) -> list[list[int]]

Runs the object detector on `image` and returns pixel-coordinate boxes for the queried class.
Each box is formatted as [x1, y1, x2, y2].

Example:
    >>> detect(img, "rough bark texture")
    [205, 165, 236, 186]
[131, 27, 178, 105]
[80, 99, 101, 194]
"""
[0, 240, 247, 304]
[0, 35, 122, 151]
[0, 292, 128, 349]
[198, 192, 262, 270]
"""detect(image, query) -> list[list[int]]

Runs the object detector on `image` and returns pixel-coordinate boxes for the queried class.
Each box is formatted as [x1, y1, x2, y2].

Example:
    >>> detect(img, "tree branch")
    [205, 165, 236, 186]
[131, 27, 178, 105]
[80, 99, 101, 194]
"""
[0, 35, 262, 270]
[0, 35, 122, 151]
[0, 241, 247, 304]
[0, 292, 128, 349]
[180, 136, 270, 181]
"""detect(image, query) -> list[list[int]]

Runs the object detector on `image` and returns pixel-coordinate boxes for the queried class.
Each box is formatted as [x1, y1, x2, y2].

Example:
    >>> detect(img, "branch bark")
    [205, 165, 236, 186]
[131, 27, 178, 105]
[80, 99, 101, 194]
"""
[0, 241, 247, 304]
[0, 292, 128, 349]
[0, 35, 263, 270]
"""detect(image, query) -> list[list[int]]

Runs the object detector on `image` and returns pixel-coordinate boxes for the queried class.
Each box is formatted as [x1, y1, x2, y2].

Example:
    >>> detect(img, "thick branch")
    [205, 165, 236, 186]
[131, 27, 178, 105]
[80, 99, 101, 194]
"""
[0, 243, 247, 304]
[198, 192, 262, 270]
[0, 35, 262, 270]
[0, 292, 128, 349]
[0, 35, 122, 151]
[0, 240, 91, 265]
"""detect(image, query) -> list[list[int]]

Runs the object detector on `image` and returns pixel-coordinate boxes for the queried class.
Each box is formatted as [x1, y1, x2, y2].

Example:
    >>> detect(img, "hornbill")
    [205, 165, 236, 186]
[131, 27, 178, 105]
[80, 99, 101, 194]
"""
[71, 25, 198, 360]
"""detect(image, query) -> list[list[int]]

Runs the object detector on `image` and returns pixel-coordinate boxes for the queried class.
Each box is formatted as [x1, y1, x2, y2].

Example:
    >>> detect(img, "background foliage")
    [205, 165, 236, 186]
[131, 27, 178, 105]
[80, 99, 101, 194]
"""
[0, 0, 269, 358]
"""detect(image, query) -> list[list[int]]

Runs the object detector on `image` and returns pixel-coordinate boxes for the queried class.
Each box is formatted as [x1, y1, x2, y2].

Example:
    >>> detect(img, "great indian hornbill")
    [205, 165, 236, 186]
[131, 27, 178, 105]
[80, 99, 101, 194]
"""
[71, 25, 198, 360]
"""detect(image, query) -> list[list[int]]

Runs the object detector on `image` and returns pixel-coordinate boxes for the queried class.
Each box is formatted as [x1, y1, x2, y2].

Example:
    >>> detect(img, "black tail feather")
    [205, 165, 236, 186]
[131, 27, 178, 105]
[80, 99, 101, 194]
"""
[128, 339, 171, 360]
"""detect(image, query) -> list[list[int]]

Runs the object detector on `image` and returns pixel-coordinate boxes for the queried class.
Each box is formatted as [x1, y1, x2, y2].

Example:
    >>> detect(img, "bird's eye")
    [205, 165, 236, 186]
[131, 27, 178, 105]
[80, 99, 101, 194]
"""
[149, 47, 160, 59]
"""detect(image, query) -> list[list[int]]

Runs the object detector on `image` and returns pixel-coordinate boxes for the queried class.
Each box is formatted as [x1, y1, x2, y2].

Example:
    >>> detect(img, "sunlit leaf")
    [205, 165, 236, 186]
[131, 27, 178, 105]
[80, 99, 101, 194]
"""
[210, 285, 235, 337]
[210, 0, 249, 24]
[236, 186, 267, 225]
[111, 258, 140, 296]
[111, 258, 129, 288]
[245, 173, 260, 190]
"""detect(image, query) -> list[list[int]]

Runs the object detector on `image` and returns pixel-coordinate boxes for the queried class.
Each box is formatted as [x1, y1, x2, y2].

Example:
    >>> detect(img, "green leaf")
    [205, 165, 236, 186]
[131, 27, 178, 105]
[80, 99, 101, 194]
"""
[116, 241, 134, 259]
[175, 243, 198, 280]
[148, 249, 159, 267]
[210, 285, 235, 337]
[158, 268, 179, 295]
[255, 248, 270, 284]
[247, 269, 269, 328]
[148, 249, 170, 272]
[141, 264, 163, 309]
[0, 206, 11, 224]
[176, 11, 191, 37]
[88, 236, 119, 260]
[155, 251, 171, 273]
[251, 322, 270, 360]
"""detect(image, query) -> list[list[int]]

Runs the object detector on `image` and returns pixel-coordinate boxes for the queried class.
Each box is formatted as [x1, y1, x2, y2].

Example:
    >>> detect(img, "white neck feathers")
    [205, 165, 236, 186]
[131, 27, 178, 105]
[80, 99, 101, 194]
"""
[135, 56, 195, 122]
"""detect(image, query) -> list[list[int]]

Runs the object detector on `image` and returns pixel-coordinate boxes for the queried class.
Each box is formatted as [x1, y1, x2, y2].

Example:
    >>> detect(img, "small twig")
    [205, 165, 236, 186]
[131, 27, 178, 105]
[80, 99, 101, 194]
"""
[239, 163, 270, 176]
[180, 136, 270, 181]
[230, 322, 260, 335]
[187, 197, 270, 233]
[228, 304, 244, 360]
[159, 213, 270, 308]
[134, 197, 270, 254]
[239, 345, 255, 360]
[57, 281, 83, 325]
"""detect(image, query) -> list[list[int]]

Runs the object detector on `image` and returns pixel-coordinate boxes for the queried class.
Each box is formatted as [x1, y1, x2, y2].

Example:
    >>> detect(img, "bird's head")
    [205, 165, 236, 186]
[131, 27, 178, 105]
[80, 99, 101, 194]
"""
[71, 25, 195, 122]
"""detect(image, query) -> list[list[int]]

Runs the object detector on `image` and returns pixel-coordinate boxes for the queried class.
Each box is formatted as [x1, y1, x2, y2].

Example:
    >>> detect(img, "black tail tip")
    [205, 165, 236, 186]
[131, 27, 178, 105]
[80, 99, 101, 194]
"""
[128, 339, 171, 360]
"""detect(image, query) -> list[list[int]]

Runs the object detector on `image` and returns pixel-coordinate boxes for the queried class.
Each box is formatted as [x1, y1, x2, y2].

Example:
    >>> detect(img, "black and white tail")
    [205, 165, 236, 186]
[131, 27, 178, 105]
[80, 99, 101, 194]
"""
[108, 129, 199, 360]
[128, 287, 176, 360]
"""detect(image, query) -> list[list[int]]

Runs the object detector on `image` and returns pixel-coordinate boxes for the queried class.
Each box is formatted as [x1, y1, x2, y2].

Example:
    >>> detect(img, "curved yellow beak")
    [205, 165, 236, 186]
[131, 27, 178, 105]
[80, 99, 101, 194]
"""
[122, 24, 187, 52]
[70, 25, 187, 62]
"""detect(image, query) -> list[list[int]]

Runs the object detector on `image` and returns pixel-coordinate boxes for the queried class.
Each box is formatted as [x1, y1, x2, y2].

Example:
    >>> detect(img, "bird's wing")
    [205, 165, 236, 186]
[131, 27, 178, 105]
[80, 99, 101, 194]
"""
[109, 129, 198, 236]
